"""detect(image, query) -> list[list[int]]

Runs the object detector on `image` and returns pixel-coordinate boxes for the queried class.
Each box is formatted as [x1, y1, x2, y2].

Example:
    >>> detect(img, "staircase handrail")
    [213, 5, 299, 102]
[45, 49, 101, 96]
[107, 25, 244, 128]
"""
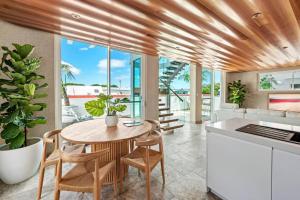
[160, 78, 184, 102]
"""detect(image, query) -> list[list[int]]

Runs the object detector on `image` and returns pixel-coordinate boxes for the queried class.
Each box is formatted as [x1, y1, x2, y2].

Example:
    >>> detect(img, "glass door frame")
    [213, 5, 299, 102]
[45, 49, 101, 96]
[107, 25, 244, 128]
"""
[202, 68, 223, 121]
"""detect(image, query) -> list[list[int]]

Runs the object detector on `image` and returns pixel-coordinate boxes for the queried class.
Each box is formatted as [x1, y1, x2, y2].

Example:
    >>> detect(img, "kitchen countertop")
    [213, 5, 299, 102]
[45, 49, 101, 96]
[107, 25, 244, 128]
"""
[205, 118, 300, 155]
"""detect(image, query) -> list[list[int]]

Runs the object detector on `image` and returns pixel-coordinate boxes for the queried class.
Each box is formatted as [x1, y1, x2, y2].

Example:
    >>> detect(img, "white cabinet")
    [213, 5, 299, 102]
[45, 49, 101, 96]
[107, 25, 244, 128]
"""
[207, 132, 272, 200]
[272, 149, 300, 200]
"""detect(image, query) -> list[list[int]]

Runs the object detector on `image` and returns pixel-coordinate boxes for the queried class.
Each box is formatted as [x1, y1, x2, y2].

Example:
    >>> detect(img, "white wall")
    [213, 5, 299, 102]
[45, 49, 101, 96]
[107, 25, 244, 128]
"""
[226, 66, 300, 109]
[0, 20, 60, 138]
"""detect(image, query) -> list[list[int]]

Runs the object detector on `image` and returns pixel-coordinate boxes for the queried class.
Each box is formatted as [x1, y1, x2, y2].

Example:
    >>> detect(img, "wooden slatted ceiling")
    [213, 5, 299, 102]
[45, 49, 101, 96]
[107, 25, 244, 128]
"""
[0, 0, 300, 72]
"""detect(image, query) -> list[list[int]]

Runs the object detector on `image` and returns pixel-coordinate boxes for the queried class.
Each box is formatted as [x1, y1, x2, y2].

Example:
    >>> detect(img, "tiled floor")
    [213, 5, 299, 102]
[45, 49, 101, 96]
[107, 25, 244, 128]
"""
[0, 122, 220, 200]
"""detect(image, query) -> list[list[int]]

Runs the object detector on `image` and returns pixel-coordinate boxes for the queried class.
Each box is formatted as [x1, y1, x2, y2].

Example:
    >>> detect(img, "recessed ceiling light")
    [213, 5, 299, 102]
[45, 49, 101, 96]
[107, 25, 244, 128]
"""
[71, 13, 81, 19]
[251, 12, 268, 27]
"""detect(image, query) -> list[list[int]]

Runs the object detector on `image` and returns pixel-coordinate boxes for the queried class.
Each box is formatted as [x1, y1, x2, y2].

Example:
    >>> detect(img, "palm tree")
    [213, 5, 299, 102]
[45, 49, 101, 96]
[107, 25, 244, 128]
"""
[61, 63, 76, 106]
[178, 68, 209, 83]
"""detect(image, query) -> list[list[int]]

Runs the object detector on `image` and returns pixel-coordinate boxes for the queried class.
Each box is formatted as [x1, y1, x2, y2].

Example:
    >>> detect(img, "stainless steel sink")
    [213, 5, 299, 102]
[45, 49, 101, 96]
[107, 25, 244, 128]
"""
[236, 124, 300, 144]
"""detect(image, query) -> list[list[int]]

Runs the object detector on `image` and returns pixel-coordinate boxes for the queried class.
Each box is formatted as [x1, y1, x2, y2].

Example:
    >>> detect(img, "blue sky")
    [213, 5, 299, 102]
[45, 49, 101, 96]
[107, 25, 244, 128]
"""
[61, 37, 220, 90]
[61, 37, 132, 88]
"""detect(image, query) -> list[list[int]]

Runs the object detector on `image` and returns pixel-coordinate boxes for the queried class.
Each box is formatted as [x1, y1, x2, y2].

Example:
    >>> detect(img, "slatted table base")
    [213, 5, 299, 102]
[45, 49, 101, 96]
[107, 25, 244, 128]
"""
[92, 140, 129, 185]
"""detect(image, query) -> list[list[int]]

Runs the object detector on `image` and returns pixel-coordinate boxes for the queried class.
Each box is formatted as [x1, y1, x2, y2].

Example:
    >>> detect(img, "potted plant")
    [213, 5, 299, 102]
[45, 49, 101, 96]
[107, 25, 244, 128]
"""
[0, 44, 47, 184]
[85, 93, 129, 127]
[228, 80, 247, 107]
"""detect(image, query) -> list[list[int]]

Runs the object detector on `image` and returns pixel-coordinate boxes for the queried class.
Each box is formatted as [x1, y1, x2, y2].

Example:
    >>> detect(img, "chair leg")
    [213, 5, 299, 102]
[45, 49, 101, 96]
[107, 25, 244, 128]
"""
[120, 160, 124, 193]
[146, 168, 151, 200]
[160, 159, 165, 185]
[94, 186, 101, 200]
[130, 140, 134, 153]
[113, 165, 118, 196]
[54, 163, 58, 177]
[54, 188, 60, 200]
[37, 165, 45, 200]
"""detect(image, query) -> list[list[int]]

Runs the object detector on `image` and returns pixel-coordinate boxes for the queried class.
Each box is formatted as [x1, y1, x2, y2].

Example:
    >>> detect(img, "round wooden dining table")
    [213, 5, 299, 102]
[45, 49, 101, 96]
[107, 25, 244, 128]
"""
[60, 118, 152, 185]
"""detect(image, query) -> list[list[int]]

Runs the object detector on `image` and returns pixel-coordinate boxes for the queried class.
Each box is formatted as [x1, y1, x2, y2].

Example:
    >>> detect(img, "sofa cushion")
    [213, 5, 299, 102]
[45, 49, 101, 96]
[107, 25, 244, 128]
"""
[286, 111, 300, 118]
[234, 108, 246, 113]
[257, 109, 285, 117]
[221, 103, 239, 109]
[246, 108, 258, 114]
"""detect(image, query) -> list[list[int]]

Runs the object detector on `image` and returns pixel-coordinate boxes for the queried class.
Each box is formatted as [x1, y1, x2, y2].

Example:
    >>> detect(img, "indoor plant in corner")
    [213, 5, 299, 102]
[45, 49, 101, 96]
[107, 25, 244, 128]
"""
[228, 80, 247, 107]
[85, 93, 128, 127]
[0, 44, 48, 184]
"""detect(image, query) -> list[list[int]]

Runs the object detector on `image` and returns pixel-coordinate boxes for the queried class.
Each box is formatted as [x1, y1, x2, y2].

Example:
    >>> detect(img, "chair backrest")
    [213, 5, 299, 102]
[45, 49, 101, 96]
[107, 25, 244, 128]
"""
[135, 130, 162, 147]
[59, 148, 109, 163]
[43, 129, 61, 152]
[145, 119, 160, 131]
[56, 148, 110, 184]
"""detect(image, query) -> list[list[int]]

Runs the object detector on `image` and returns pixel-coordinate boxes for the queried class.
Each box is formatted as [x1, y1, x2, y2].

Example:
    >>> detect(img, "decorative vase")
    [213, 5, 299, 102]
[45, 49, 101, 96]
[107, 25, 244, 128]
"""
[0, 137, 43, 184]
[105, 115, 119, 127]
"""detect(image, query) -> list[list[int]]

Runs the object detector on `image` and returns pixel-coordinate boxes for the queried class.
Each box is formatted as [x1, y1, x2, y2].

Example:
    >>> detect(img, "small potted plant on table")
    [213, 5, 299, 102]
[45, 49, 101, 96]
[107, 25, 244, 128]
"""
[0, 44, 48, 184]
[85, 93, 129, 127]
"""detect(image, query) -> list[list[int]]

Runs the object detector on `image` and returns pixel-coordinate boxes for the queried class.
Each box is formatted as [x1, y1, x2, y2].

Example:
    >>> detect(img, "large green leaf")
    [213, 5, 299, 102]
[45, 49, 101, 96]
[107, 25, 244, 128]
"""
[33, 103, 47, 109]
[7, 94, 29, 100]
[24, 83, 36, 96]
[12, 43, 34, 59]
[1, 123, 21, 140]
[9, 51, 22, 61]
[0, 79, 14, 85]
[9, 133, 25, 149]
[33, 93, 47, 99]
[0, 111, 19, 123]
[36, 83, 48, 89]
[26, 117, 47, 128]
[11, 60, 25, 71]
[0, 102, 10, 112]
[9, 72, 26, 83]
[24, 104, 42, 113]
[85, 100, 105, 116]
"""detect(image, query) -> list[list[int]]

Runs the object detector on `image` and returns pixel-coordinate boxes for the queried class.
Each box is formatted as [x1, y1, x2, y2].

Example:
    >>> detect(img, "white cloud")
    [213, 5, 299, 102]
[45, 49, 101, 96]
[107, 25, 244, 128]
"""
[67, 40, 73, 45]
[61, 61, 80, 75]
[97, 59, 127, 69]
[79, 47, 89, 51]
[89, 44, 96, 48]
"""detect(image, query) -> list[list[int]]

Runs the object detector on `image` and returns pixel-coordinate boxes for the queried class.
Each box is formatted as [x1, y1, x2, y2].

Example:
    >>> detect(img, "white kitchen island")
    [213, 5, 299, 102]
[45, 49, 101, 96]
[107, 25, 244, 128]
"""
[205, 118, 300, 200]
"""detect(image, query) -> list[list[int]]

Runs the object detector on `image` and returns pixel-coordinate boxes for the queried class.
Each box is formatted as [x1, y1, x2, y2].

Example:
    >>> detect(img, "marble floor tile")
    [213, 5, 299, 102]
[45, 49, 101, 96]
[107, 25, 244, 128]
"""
[0, 122, 219, 200]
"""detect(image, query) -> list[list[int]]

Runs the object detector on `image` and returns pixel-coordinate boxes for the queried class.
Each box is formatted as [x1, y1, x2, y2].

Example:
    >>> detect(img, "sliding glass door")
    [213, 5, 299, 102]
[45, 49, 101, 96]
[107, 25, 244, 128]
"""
[61, 37, 142, 127]
[201, 68, 222, 121]
[202, 68, 213, 121]
[110, 49, 142, 118]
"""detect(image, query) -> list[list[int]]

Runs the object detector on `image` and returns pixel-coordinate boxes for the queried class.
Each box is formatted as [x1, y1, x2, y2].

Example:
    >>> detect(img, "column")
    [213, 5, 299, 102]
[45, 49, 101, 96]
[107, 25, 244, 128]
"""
[141, 54, 159, 120]
[190, 62, 202, 124]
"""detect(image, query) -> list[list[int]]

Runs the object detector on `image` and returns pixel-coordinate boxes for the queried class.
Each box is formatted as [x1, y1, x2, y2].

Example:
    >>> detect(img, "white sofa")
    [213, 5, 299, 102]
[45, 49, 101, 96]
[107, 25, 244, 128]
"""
[213, 105, 300, 126]
[212, 103, 244, 122]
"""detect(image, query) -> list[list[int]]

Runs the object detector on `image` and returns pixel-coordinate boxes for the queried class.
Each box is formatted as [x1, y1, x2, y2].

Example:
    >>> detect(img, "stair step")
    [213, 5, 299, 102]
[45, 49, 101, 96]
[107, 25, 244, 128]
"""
[159, 103, 165, 106]
[166, 66, 177, 71]
[163, 71, 174, 75]
[159, 113, 173, 117]
[170, 61, 182, 65]
[160, 76, 170, 79]
[159, 118, 179, 124]
[159, 107, 170, 111]
[161, 124, 184, 131]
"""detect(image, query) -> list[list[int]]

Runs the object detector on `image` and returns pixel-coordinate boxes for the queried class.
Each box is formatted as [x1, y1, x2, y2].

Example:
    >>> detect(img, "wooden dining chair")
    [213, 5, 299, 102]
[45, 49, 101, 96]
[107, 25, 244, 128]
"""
[120, 129, 165, 200]
[37, 130, 85, 200]
[54, 148, 117, 200]
[129, 119, 160, 152]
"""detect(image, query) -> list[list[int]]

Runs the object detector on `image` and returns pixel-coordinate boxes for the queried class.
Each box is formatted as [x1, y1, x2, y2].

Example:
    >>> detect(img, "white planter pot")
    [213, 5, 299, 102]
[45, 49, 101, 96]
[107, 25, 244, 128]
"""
[105, 115, 119, 127]
[0, 137, 43, 184]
